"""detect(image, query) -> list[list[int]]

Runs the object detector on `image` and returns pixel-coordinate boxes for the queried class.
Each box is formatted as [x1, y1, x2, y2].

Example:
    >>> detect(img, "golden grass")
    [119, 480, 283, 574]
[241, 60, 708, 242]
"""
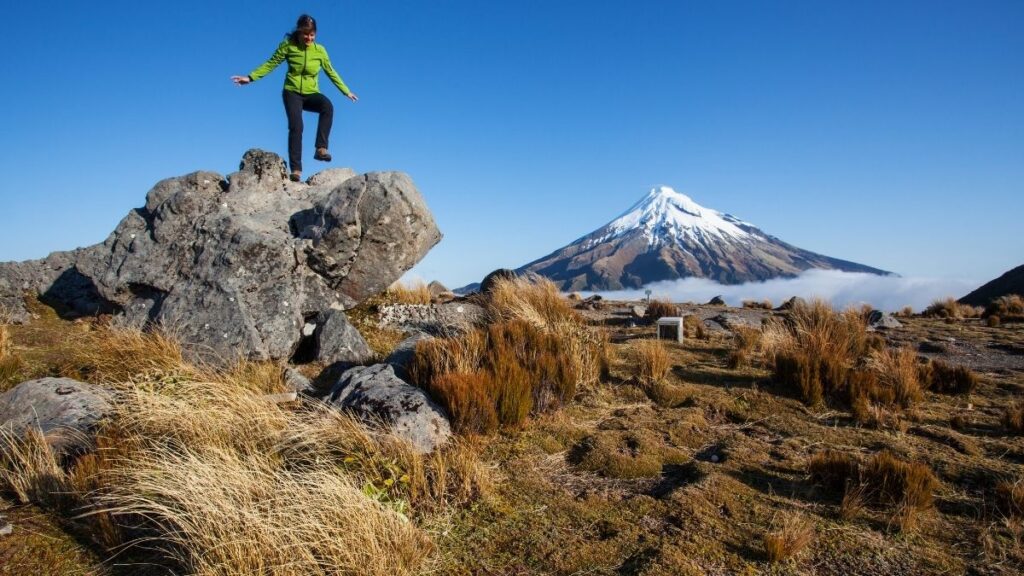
[924, 298, 982, 319]
[94, 444, 434, 575]
[867, 346, 923, 408]
[985, 294, 1024, 320]
[633, 339, 671, 387]
[409, 277, 607, 433]
[387, 280, 432, 305]
[763, 513, 814, 563]
[0, 320, 493, 575]
[645, 299, 679, 321]
[742, 299, 773, 310]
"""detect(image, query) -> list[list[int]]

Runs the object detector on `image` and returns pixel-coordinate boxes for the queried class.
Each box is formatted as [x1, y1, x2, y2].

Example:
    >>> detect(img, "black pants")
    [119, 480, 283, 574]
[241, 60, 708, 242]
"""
[282, 90, 333, 172]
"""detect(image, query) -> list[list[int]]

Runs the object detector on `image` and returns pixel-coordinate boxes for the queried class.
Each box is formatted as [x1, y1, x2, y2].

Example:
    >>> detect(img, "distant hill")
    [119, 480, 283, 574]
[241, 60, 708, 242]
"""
[504, 186, 889, 292]
[959, 264, 1024, 307]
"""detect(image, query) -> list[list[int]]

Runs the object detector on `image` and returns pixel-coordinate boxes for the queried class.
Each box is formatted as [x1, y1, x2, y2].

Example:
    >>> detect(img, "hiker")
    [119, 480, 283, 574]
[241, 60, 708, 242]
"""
[231, 14, 359, 182]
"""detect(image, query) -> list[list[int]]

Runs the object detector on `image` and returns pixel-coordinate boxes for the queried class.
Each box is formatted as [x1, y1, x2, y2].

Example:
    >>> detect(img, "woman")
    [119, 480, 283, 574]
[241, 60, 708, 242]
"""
[232, 14, 359, 182]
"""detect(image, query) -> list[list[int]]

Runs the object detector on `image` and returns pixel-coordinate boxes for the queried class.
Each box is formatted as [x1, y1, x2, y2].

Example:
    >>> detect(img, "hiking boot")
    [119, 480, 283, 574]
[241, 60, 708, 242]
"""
[314, 148, 332, 162]
[289, 171, 302, 182]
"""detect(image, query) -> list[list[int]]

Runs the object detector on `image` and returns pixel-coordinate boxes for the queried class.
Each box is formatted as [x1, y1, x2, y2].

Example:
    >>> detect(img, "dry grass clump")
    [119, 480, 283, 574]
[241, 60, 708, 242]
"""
[411, 277, 607, 432]
[727, 326, 762, 369]
[632, 339, 671, 387]
[985, 294, 1024, 320]
[996, 478, 1024, 518]
[924, 298, 982, 319]
[808, 450, 937, 531]
[742, 299, 773, 310]
[763, 514, 814, 563]
[387, 280, 432, 305]
[771, 300, 869, 406]
[924, 358, 980, 395]
[1, 355, 491, 575]
[866, 346, 924, 408]
[987, 315, 1001, 327]
[644, 299, 680, 322]
[1004, 401, 1024, 434]
[683, 314, 706, 339]
[0, 321, 23, 389]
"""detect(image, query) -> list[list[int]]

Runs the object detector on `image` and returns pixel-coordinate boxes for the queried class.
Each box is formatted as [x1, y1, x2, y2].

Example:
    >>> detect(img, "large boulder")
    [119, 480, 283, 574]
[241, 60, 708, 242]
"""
[0, 150, 441, 364]
[0, 378, 113, 458]
[312, 309, 373, 365]
[324, 364, 451, 453]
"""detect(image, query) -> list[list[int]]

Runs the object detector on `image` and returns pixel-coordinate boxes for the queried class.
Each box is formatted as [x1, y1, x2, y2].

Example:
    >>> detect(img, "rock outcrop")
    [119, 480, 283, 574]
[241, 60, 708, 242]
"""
[0, 150, 441, 364]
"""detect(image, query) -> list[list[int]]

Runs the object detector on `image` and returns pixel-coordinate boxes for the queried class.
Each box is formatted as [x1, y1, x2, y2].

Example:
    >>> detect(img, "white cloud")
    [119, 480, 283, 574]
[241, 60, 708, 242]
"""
[591, 270, 981, 312]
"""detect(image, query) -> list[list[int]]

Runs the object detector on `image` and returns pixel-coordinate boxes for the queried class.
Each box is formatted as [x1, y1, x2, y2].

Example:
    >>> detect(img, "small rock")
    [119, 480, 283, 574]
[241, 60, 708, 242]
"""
[707, 295, 726, 306]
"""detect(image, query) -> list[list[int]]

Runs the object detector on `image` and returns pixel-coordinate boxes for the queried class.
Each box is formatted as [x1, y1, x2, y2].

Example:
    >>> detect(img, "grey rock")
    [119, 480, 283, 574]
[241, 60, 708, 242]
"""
[776, 296, 806, 311]
[314, 309, 373, 365]
[707, 295, 727, 306]
[630, 305, 647, 319]
[324, 364, 451, 453]
[479, 268, 517, 294]
[283, 367, 313, 394]
[867, 310, 902, 330]
[0, 150, 441, 365]
[0, 377, 112, 458]
[427, 280, 449, 298]
[0, 517, 11, 537]
[384, 332, 433, 380]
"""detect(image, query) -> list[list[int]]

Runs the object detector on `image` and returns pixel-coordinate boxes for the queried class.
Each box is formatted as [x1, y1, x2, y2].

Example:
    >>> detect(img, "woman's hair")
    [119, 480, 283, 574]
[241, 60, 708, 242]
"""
[287, 14, 317, 44]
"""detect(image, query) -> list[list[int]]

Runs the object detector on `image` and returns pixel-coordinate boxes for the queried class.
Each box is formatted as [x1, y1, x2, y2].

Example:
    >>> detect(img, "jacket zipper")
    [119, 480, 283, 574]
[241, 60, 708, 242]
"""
[300, 45, 308, 93]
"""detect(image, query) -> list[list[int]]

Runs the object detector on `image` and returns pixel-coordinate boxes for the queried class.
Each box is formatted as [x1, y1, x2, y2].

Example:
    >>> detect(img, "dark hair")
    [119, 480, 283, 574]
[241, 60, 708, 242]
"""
[288, 14, 317, 45]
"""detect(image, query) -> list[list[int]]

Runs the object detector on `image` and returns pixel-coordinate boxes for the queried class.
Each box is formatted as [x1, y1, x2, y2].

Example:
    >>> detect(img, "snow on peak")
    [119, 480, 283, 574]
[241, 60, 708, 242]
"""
[596, 186, 754, 247]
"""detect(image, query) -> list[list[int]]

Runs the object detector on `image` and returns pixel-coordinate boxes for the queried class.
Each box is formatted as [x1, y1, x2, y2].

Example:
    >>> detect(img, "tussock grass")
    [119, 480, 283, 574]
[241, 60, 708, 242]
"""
[1004, 401, 1024, 434]
[0, 320, 493, 574]
[924, 359, 980, 395]
[644, 299, 679, 322]
[866, 346, 923, 408]
[683, 314, 706, 339]
[924, 298, 982, 319]
[387, 280, 432, 305]
[763, 514, 814, 563]
[985, 294, 1024, 320]
[95, 445, 434, 576]
[728, 326, 762, 369]
[411, 277, 607, 432]
[771, 299, 868, 406]
[632, 339, 671, 387]
[996, 478, 1024, 518]
[742, 299, 773, 310]
[808, 450, 937, 531]
[0, 321, 23, 389]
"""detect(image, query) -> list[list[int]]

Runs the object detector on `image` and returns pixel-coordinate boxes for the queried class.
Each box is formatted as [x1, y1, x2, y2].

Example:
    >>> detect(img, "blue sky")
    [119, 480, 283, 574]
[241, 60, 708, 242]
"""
[1, 1, 1021, 292]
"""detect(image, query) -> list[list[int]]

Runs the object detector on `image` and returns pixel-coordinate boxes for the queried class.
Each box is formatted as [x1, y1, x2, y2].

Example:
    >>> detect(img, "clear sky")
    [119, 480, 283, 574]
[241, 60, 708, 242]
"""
[1, 1, 1021, 291]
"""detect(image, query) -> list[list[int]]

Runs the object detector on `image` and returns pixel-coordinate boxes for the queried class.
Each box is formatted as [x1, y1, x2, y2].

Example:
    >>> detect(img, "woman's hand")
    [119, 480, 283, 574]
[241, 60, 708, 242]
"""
[347, 92, 359, 102]
[231, 75, 252, 86]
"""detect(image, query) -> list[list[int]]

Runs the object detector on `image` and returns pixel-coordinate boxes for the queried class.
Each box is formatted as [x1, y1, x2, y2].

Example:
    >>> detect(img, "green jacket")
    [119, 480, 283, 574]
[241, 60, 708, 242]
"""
[248, 40, 351, 96]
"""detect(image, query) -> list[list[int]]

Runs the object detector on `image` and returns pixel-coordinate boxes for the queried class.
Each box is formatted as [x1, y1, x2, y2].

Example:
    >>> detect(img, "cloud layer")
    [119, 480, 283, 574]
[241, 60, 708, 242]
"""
[592, 270, 981, 312]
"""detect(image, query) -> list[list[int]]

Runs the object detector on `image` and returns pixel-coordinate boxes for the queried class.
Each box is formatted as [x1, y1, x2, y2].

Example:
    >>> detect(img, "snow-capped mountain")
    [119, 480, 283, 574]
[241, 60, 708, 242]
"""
[516, 186, 889, 291]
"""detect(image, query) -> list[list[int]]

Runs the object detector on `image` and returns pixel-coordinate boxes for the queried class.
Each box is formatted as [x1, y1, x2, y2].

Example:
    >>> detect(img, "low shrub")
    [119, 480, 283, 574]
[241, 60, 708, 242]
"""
[987, 315, 1001, 327]
[925, 359, 979, 395]
[763, 514, 814, 563]
[867, 347, 923, 408]
[742, 299, 773, 310]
